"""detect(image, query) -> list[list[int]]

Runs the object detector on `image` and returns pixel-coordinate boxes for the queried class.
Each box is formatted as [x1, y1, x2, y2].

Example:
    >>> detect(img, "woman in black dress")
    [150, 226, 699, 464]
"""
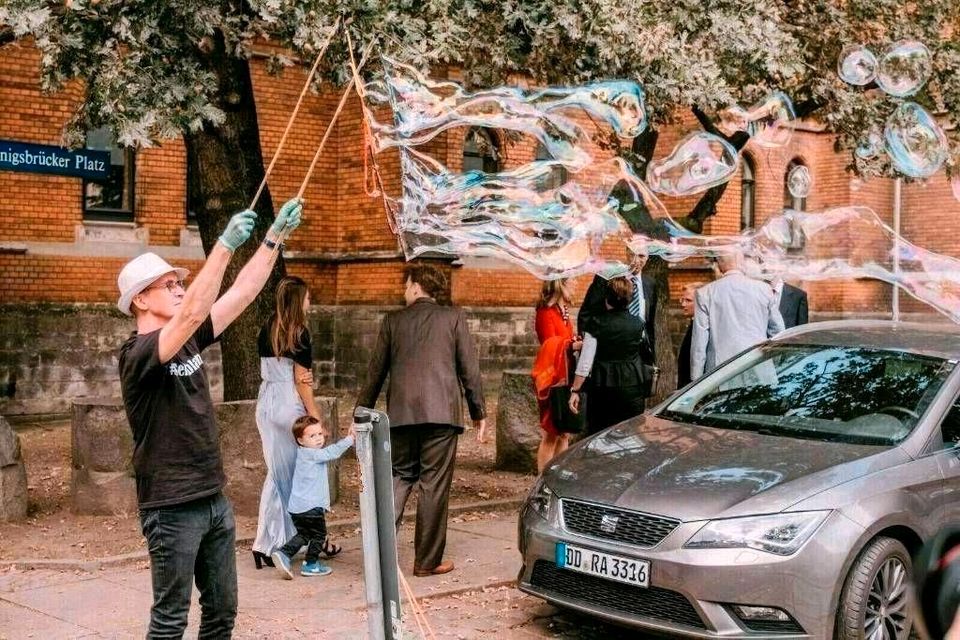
[569, 276, 650, 435]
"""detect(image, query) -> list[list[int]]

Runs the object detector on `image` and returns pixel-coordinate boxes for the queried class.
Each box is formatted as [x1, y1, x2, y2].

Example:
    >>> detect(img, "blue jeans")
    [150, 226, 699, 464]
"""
[138, 492, 238, 639]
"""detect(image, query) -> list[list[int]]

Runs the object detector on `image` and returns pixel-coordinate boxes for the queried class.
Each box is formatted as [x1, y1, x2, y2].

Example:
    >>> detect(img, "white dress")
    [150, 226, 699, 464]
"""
[252, 355, 305, 554]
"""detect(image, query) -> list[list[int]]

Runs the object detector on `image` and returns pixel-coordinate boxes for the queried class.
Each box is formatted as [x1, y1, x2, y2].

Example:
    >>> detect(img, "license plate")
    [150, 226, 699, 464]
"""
[556, 542, 650, 588]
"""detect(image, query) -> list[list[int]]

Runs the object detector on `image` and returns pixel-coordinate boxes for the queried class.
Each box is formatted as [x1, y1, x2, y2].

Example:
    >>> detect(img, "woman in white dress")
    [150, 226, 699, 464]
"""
[252, 276, 329, 568]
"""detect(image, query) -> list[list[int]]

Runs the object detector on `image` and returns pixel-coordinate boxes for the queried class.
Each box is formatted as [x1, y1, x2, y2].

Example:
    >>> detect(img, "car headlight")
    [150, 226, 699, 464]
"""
[684, 511, 830, 556]
[526, 478, 555, 520]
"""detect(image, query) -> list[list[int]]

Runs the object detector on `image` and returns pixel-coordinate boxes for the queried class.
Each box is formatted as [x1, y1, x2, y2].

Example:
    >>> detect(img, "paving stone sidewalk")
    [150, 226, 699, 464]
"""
[0, 513, 522, 639]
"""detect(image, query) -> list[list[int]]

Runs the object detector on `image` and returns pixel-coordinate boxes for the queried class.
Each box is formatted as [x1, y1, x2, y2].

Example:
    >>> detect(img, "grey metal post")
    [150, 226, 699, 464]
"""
[354, 416, 385, 640]
[354, 407, 402, 639]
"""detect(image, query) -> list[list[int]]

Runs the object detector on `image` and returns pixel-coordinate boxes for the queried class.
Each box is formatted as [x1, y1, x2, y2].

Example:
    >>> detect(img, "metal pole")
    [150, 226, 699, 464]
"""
[369, 410, 403, 638]
[893, 177, 902, 322]
[354, 407, 403, 639]
[354, 415, 386, 640]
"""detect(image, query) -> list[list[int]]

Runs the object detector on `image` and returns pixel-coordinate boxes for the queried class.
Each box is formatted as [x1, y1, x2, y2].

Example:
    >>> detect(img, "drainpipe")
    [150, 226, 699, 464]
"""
[892, 177, 901, 322]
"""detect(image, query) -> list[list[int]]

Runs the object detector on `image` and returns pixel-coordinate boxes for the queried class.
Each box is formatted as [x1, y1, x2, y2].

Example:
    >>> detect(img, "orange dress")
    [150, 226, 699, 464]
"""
[531, 305, 574, 437]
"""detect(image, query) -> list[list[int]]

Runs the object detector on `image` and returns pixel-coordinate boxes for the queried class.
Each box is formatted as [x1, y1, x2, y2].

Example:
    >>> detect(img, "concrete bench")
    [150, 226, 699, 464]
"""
[71, 396, 340, 516]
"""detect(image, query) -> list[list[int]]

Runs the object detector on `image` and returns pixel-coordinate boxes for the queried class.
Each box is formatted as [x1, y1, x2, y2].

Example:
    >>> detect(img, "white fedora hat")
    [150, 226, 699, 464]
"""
[117, 252, 189, 316]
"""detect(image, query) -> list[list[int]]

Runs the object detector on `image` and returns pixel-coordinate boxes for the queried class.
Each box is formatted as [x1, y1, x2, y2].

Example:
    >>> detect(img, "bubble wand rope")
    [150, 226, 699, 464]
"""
[268, 40, 375, 259]
[343, 29, 399, 236]
[248, 16, 340, 212]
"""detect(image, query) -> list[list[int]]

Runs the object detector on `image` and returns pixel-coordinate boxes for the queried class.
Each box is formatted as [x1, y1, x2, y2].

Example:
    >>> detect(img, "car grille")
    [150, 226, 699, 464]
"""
[561, 499, 680, 547]
[530, 560, 707, 630]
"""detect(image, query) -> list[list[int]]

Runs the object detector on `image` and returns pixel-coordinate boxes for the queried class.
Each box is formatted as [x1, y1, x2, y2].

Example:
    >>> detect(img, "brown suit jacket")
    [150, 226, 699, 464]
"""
[356, 298, 486, 429]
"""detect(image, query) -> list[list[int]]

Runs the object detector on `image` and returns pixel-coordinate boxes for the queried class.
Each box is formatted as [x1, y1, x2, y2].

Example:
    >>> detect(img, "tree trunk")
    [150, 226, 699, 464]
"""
[185, 32, 284, 401]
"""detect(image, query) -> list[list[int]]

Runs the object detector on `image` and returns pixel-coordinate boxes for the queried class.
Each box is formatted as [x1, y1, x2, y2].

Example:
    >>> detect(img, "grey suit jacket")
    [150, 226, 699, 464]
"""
[691, 271, 785, 379]
[356, 298, 486, 429]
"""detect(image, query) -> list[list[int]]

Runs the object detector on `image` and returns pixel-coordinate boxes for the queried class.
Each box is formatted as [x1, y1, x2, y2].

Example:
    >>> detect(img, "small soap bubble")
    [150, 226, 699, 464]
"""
[787, 165, 812, 198]
[884, 102, 948, 178]
[646, 132, 739, 197]
[855, 130, 884, 160]
[747, 92, 795, 149]
[876, 40, 932, 98]
[952, 176, 960, 203]
[838, 45, 878, 86]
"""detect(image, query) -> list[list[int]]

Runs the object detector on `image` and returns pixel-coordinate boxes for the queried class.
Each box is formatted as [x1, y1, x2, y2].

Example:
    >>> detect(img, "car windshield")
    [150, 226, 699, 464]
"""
[661, 343, 953, 445]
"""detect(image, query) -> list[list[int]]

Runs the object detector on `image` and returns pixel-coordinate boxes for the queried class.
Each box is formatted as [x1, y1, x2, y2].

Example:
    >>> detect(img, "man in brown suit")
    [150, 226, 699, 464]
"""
[356, 262, 487, 577]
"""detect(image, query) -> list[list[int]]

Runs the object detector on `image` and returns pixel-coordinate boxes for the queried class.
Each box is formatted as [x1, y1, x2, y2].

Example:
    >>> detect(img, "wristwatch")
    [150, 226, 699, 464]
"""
[263, 237, 284, 250]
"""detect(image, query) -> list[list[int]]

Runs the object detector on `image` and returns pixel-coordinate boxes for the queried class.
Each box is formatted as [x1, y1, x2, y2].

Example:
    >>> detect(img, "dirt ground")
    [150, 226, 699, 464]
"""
[0, 393, 535, 562]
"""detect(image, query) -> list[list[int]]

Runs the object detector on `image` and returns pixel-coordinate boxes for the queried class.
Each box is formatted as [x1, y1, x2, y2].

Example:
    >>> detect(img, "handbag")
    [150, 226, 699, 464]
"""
[548, 384, 587, 434]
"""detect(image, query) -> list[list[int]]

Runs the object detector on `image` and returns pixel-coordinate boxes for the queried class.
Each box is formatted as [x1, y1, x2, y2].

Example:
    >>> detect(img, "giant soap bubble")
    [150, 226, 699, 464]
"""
[647, 132, 739, 197]
[365, 56, 661, 279]
[630, 207, 960, 323]
[884, 102, 948, 178]
[838, 45, 878, 86]
[876, 40, 932, 98]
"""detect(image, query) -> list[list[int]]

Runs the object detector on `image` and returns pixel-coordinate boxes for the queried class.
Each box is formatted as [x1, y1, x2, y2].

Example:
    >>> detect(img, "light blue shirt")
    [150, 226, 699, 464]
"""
[287, 435, 354, 515]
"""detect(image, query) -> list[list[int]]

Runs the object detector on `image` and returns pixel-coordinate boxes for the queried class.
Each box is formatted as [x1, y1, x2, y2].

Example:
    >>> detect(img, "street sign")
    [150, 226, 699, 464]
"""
[0, 140, 111, 180]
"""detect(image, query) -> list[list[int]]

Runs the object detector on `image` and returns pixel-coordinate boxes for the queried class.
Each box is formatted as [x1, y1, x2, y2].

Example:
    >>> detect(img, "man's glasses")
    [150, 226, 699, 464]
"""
[144, 279, 185, 294]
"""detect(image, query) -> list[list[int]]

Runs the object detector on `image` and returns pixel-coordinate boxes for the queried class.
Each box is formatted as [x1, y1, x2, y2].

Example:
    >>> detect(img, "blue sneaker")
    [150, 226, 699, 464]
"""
[301, 561, 332, 577]
[271, 551, 294, 580]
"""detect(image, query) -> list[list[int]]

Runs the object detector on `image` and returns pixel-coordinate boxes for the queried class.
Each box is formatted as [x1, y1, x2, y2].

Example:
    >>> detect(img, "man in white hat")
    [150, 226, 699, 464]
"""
[117, 198, 302, 639]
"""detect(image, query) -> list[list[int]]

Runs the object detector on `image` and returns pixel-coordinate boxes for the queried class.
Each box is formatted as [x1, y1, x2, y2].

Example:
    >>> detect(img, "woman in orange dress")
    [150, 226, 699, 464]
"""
[531, 279, 580, 473]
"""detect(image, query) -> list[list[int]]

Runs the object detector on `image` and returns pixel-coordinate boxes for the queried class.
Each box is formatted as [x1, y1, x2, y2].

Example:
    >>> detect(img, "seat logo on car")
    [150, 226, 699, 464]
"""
[600, 514, 619, 533]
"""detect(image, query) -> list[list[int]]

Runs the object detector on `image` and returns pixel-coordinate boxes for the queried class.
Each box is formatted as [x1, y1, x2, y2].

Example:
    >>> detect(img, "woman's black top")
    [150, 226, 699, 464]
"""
[589, 309, 647, 388]
[257, 315, 313, 368]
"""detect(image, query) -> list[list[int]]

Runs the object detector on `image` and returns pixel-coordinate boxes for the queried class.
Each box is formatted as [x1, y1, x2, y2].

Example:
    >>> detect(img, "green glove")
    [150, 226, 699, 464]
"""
[218, 209, 257, 252]
[269, 198, 303, 236]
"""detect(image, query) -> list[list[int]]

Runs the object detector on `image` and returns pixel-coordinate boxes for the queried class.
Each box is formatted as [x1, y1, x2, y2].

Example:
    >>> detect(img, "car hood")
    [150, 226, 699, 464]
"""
[545, 414, 910, 521]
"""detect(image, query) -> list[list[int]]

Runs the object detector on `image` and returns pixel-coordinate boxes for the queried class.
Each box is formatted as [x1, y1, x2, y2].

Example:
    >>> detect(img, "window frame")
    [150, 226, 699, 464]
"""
[462, 127, 500, 174]
[740, 154, 756, 231]
[81, 127, 136, 223]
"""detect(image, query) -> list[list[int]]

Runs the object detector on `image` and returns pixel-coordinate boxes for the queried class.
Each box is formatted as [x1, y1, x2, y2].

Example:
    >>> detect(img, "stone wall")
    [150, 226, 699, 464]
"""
[1, 301, 938, 418]
[0, 303, 538, 417]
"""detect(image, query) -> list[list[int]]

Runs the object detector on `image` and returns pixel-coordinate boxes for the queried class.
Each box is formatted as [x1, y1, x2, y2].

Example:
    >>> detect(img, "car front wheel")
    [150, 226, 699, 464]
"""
[836, 536, 913, 640]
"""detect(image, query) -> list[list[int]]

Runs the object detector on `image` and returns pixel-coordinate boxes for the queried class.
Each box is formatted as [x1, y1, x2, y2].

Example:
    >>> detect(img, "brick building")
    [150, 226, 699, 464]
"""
[2, 40, 958, 416]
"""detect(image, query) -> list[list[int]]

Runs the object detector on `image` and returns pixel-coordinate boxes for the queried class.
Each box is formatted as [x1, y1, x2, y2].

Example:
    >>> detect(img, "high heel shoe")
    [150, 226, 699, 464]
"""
[252, 550, 275, 569]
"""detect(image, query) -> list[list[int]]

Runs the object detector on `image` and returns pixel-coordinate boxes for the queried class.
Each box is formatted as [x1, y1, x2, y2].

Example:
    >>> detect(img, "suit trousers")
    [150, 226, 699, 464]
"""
[391, 425, 459, 572]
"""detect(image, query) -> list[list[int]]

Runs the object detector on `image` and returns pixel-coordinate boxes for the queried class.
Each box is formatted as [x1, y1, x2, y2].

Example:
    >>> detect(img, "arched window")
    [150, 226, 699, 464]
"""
[740, 154, 756, 231]
[462, 128, 499, 173]
[534, 142, 568, 191]
[784, 158, 808, 212]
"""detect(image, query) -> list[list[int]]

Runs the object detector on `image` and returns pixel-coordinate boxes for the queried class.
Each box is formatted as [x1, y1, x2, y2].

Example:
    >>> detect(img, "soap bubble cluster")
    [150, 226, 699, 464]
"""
[838, 39, 947, 180]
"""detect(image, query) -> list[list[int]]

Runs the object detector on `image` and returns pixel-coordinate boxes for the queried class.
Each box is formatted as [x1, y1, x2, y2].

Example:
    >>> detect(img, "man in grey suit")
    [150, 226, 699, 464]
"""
[774, 278, 809, 329]
[691, 252, 785, 380]
[356, 262, 486, 578]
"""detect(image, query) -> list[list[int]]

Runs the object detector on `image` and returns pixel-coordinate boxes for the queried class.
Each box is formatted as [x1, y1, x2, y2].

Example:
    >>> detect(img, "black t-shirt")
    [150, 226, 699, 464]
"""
[118, 318, 224, 509]
[256, 316, 313, 368]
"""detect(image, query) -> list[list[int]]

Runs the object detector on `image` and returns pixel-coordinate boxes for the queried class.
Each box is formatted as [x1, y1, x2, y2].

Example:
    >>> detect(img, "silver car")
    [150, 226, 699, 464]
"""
[518, 320, 960, 639]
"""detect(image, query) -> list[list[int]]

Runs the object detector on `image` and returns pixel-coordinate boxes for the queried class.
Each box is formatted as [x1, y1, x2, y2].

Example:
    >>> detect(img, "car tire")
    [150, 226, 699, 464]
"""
[836, 536, 914, 640]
